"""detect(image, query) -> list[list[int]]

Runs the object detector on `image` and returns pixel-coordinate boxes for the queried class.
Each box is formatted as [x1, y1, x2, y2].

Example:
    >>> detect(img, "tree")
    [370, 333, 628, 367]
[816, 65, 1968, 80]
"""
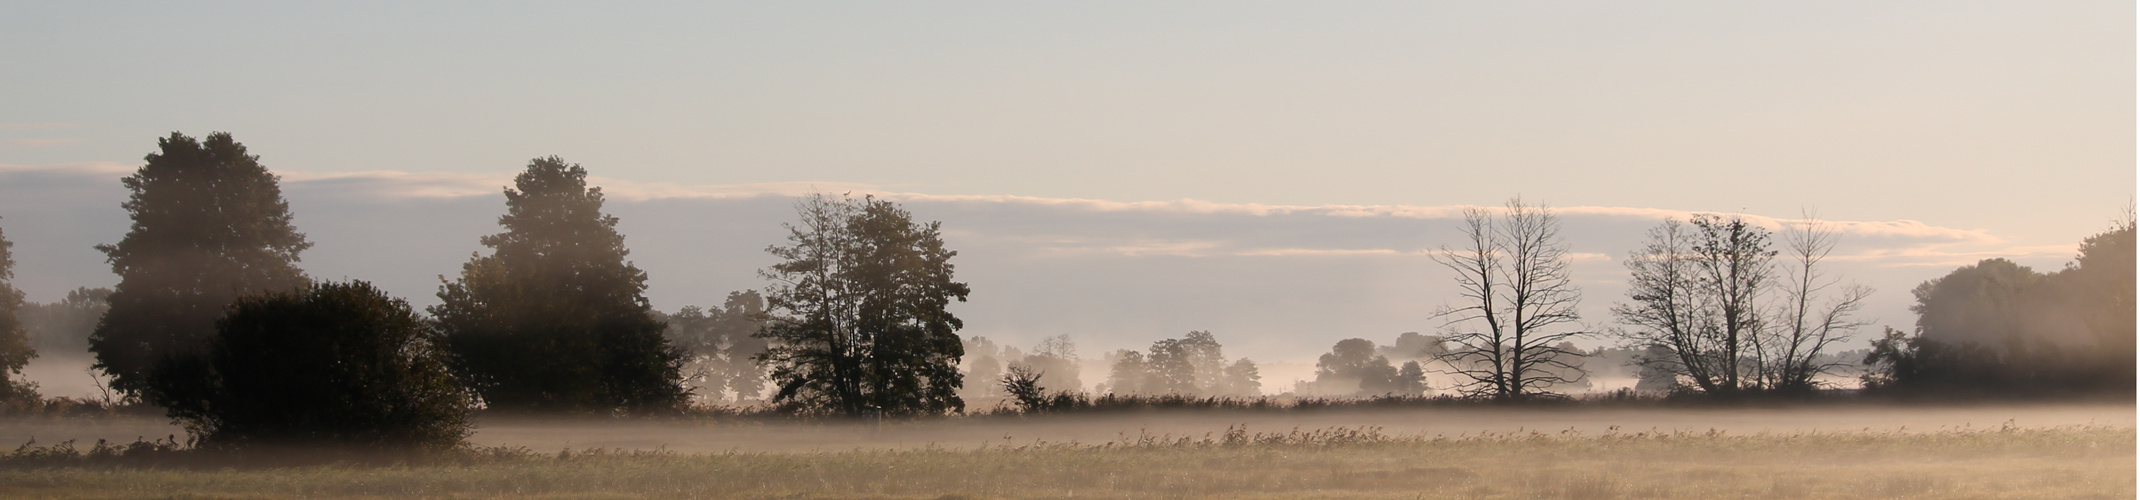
[1864, 219, 2136, 395]
[1217, 358, 1263, 397]
[0, 220, 34, 403]
[1611, 215, 1776, 395]
[89, 132, 311, 409]
[1102, 331, 1257, 397]
[661, 291, 770, 403]
[1102, 349, 1152, 395]
[173, 281, 473, 450]
[1307, 338, 1401, 396]
[1765, 216, 1872, 391]
[1010, 335, 1082, 395]
[432, 157, 685, 412]
[1431, 198, 1587, 400]
[756, 193, 970, 416]
[1147, 331, 1226, 395]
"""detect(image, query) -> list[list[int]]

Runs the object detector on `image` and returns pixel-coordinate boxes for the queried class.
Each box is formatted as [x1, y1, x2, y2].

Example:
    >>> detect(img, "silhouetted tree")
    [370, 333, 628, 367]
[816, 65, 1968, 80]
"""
[89, 132, 311, 410]
[1394, 361, 1429, 396]
[1764, 216, 1872, 391]
[432, 157, 685, 412]
[757, 193, 970, 416]
[174, 281, 472, 450]
[1432, 198, 1587, 400]
[1865, 218, 2136, 395]
[22, 287, 111, 355]
[0, 220, 34, 403]
[1612, 215, 1775, 395]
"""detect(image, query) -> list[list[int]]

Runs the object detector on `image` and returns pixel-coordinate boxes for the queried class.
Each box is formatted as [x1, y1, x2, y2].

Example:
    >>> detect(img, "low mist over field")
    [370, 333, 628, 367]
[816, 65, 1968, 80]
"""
[0, 2, 2131, 499]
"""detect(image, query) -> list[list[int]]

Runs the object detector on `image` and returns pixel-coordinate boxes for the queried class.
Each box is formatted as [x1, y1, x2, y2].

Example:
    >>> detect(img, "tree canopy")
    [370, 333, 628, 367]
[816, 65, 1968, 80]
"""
[757, 193, 970, 416]
[89, 132, 311, 408]
[175, 281, 473, 450]
[431, 156, 686, 412]
[0, 219, 34, 403]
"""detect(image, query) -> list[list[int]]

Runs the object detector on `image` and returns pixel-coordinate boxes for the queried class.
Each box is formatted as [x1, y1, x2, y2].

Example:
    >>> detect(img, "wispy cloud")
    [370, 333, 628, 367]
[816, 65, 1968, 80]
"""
[1234, 247, 1405, 257]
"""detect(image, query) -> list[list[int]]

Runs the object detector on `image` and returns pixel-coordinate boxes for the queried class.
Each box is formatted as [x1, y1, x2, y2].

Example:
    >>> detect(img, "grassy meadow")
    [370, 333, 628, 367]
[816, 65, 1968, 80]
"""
[0, 421, 2128, 499]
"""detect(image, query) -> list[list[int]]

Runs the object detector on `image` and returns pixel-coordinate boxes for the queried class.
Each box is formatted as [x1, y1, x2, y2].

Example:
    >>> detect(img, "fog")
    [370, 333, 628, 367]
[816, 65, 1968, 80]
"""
[5, 403, 2124, 455]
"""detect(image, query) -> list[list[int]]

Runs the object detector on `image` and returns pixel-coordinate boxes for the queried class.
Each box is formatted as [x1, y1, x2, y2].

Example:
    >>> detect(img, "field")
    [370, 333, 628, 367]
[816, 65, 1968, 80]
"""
[0, 403, 2130, 499]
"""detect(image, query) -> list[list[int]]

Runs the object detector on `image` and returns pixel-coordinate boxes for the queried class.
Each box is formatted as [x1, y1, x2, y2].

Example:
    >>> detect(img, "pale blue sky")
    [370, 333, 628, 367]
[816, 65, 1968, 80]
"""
[0, 2, 2133, 391]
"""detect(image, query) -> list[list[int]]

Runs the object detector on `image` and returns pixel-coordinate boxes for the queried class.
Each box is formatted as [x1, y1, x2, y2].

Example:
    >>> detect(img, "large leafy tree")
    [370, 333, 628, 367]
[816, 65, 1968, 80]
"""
[757, 193, 970, 416]
[432, 157, 685, 412]
[176, 281, 473, 450]
[0, 219, 35, 402]
[89, 132, 311, 408]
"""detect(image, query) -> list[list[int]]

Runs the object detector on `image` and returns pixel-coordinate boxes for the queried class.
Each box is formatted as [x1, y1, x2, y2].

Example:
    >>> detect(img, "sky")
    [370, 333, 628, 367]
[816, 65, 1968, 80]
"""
[1, 2, 2132, 389]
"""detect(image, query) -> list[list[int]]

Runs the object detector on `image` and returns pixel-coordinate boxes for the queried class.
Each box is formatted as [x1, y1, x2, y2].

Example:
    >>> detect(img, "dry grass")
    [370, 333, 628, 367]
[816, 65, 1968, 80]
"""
[0, 424, 2128, 499]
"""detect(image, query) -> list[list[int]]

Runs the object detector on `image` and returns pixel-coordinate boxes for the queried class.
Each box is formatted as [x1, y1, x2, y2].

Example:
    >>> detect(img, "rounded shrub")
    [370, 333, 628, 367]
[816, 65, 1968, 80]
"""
[174, 280, 473, 450]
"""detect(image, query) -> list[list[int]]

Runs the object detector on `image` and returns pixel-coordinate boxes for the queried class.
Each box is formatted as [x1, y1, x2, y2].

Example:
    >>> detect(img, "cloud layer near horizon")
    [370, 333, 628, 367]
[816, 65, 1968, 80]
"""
[0, 163, 2087, 376]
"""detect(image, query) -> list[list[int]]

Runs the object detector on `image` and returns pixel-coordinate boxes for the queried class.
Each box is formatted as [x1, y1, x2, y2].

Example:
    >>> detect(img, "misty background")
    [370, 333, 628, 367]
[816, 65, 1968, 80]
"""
[0, 162, 2103, 394]
[2, 1, 2130, 394]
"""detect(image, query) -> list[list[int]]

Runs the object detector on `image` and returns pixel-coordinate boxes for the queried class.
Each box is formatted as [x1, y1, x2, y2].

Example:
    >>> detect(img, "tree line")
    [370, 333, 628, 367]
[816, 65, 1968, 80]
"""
[0, 131, 2127, 451]
[0, 132, 976, 450]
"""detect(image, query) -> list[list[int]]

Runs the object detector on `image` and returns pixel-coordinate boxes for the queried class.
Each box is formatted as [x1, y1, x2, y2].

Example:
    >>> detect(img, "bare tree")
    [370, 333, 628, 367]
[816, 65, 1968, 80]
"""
[1611, 220, 1724, 392]
[1765, 215, 1872, 391]
[1612, 214, 1777, 395]
[1431, 198, 1588, 400]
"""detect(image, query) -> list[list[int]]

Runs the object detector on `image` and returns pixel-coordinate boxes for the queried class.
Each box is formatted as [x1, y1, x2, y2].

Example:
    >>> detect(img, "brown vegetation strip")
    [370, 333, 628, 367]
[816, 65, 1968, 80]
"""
[0, 425, 2129, 499]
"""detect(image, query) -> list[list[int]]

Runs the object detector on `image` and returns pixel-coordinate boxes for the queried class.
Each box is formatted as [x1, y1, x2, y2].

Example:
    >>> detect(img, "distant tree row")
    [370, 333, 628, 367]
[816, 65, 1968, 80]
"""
[1103, 331, 1262, 398]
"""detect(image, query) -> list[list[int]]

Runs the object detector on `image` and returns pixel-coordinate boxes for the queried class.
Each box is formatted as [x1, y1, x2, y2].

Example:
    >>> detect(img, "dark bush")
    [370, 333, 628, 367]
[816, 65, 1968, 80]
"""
[172, 281, 473, 450]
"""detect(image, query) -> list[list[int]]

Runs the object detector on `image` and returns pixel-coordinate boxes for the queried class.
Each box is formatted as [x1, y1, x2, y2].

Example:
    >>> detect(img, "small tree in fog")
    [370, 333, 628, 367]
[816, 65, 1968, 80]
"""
[0, 220, 35, 402]
[1307, 338, 1406, 396]
[757, 193, 970, 417]
[1431, 198, 1588, 400]
[662, 291, 771, 402]
[1102, 331, 1257, 397]
[175, 281, 473, 450]
[90, 132, 312, 410]
[1010, 335, 1083, 395]
[432, 157, 686, 412]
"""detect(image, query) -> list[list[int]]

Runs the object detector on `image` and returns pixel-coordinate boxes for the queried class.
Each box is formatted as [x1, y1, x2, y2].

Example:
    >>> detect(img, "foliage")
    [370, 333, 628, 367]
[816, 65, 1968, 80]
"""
[757, 193, 971, 416]
[1300, 338, 1422, 396]
[1431, 198, 1588, 400]
[1864, 220, 2136, 395]
[658, 291, 770, 403]
[0, 221, 33, 403]
[88, 132, 311, 411]
[171, 281, 472, 450]
[1102, 331, 1260, 397]
[432, 157, 686, 413]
